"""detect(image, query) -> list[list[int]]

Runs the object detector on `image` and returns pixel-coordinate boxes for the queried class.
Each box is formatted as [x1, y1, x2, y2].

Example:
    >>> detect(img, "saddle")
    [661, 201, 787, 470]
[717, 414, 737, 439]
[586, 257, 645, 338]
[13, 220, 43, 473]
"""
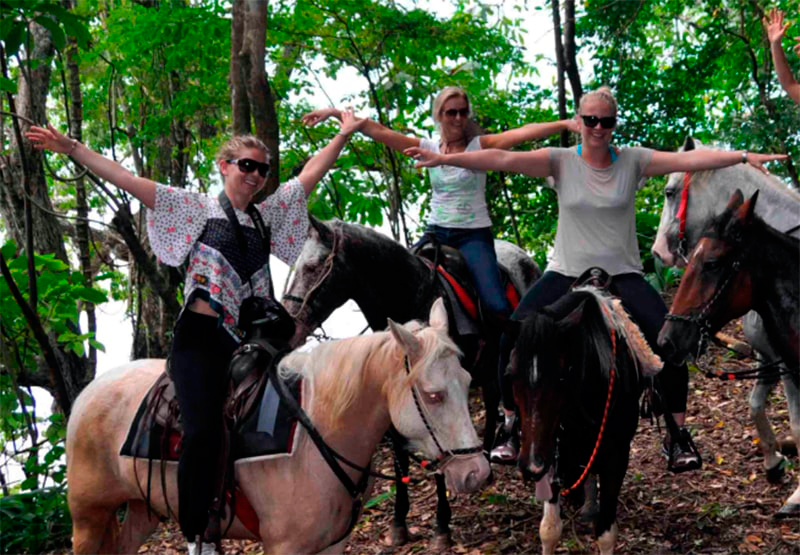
[413, 238, 521, 336]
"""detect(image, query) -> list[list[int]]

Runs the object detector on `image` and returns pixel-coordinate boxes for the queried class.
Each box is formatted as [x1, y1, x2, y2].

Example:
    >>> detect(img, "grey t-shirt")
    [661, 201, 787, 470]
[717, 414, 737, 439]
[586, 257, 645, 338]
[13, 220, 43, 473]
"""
[545, 146, 654, 276]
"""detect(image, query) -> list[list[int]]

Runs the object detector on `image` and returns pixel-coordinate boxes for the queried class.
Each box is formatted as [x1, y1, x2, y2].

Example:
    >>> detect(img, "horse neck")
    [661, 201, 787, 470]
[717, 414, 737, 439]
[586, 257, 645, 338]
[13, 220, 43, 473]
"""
[747, 221, 800, 364]
[342, 229, 437, 327]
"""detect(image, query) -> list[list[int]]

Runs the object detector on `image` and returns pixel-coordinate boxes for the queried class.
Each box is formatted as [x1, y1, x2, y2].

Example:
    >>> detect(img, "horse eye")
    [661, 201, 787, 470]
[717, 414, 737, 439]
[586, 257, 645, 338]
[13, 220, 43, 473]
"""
[703, 259, 721, 271]
[426, 391, 445, 404]
[665, 188, 675, 199]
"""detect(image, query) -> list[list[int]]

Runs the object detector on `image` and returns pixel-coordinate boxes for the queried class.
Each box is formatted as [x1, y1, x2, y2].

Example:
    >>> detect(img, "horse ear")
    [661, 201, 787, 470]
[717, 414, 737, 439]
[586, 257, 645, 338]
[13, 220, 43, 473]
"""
[429, 297, 449, 333]
[309, 215, 333, 247]
[556, 299, 588, 331]
[683, 136, 695, 152]
[736, 189, 759, 225]
[725, 189, 745, 213]
[388, 318, 422, 359]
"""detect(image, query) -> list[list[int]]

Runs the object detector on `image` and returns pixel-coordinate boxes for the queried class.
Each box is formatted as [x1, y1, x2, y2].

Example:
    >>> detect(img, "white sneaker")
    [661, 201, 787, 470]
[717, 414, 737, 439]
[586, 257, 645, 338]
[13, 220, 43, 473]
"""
[187, 541, 220, 555]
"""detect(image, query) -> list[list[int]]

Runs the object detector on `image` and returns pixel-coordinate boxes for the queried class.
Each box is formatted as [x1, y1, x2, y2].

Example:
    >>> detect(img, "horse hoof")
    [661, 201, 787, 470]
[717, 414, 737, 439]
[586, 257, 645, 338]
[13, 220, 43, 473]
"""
[432, 533, 452, 552]
[765, 457, 786, 484]
[387, 525, 409, 546]
[773, 502, 800, 520]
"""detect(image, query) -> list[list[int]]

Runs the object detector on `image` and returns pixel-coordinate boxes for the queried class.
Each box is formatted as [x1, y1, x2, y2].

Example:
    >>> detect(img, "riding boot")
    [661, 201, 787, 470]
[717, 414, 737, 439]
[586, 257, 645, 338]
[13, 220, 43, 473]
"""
[187, 536, 219, 555]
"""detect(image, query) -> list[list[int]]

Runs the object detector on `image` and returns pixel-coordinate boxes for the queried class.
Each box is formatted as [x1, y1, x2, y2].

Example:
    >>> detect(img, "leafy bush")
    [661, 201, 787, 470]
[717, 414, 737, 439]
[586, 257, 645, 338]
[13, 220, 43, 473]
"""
[0, 486, 71, 554]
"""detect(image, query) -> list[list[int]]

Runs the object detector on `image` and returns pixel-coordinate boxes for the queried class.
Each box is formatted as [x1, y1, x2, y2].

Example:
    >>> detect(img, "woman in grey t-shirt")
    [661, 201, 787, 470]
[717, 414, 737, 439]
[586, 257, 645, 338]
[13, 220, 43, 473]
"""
[406, 86, 787, 471]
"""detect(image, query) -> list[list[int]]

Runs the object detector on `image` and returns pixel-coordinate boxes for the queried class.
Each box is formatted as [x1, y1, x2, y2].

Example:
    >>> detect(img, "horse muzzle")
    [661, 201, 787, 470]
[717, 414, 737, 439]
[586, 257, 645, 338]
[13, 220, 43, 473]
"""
[441, 454, 491, 494]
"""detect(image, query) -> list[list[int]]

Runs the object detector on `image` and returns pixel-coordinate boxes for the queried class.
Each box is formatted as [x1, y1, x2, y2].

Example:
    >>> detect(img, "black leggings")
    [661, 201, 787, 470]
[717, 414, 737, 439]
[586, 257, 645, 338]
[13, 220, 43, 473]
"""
[169, 310, 238, 542]
[499, 271, 689, 414]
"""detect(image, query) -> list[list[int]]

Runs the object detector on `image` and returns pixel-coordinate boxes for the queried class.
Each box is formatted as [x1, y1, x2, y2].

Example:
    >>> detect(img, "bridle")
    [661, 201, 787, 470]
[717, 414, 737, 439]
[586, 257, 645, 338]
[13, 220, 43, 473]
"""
[282, 225, 341, 318]
[664, 248, 744, 359]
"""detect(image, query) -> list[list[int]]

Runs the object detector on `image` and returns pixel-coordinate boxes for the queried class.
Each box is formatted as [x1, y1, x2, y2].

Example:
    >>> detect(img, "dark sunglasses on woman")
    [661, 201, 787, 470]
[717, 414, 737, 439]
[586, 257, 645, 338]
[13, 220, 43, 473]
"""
[443, 108, 469, 118]
[227, 158, 271, 177]
[580, 115, 617, 129]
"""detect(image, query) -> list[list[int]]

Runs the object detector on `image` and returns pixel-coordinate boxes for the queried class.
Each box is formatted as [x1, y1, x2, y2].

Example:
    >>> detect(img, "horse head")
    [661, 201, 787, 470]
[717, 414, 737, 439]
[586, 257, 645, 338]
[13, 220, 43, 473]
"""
[284, 217, 351, 346]
[386, 298, 490, 494]
[658, 190, 759, 364]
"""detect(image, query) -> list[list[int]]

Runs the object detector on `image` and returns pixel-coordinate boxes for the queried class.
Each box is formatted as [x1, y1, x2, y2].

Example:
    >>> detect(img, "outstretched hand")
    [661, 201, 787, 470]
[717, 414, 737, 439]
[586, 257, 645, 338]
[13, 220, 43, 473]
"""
[794, 36, 800, 56]
[338, 108, 366, 137]
[747, 152, 788, 174]
[25, 123, 73, 154]
[764, 8, 790, 45]
[404, 146, 443, 168]
[301, 107, 341, 127]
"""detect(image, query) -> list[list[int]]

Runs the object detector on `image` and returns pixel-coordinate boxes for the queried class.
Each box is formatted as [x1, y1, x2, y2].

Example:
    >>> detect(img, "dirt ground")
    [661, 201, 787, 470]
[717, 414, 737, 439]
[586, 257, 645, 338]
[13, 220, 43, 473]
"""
[59, 318, 800, 554]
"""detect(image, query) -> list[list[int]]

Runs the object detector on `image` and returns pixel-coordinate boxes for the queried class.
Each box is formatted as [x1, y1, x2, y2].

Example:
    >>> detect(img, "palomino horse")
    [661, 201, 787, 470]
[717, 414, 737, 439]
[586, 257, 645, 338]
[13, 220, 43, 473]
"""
[283, 217, 540, 547]
[652, 138, 800, 498]
[659, 190, 800, 519]
[509, 287, 662, 555]
[66, 299, 491, 554]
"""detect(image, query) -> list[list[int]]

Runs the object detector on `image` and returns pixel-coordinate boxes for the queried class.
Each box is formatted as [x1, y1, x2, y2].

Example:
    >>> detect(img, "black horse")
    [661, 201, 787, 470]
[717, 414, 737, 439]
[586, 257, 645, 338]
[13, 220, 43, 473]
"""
[283, 217, 541, 548]
[509, 287, 658, 555]
[659, 189, 800, 519]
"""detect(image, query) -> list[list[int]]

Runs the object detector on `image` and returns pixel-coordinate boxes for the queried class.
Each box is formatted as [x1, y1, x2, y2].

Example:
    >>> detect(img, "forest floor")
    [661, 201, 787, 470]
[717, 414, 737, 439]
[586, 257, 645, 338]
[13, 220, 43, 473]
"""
[58, 317, 800, 554]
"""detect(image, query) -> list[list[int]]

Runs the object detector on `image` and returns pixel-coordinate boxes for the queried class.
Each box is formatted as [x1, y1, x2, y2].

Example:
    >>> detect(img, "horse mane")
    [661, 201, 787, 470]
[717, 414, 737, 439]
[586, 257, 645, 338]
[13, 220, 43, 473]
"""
[279, 321, 459, 430]
[515, 289, 654, 394]
[679, 141, 800, 232]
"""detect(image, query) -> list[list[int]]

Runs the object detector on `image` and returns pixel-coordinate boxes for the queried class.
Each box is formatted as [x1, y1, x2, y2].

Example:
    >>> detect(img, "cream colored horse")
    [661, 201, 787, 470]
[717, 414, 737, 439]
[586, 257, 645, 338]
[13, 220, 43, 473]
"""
[66, 298, 490, 554]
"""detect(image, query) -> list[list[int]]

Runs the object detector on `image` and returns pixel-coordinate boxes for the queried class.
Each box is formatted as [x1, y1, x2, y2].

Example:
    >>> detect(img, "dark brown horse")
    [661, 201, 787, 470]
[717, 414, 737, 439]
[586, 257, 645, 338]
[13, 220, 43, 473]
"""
[508, 287, 660, 555]
[659, 189, 800, 519]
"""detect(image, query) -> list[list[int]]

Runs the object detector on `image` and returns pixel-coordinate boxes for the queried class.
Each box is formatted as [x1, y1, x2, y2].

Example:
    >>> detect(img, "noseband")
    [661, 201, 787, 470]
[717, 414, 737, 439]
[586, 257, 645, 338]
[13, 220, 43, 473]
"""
[282, 225, 342, 318]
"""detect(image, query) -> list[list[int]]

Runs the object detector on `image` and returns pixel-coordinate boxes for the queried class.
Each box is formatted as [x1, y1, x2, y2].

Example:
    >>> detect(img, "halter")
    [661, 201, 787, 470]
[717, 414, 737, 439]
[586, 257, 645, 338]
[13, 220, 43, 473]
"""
[675, 172, 692, 263]
[283, 225, 341, 318]
[664, 252, 743, 359]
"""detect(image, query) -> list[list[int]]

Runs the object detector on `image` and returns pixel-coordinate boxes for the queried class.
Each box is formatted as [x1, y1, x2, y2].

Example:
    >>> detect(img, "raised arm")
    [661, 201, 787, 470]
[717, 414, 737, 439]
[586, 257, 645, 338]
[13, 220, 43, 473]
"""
[480, 119, 579, 150]
[297, 109, 366, 196]
[302, 107, 419, 152]
[404, 146, 552, 178]
[25, 123, 157, 209]
[765, 9, 800, 104]
[643, 148, 787, 177]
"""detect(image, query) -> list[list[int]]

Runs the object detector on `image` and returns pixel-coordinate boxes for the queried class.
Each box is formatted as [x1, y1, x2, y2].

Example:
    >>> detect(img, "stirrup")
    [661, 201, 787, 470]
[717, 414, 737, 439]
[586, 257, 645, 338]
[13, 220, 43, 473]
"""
[490, 436, 519, 466]
[187, 541, 219, 555]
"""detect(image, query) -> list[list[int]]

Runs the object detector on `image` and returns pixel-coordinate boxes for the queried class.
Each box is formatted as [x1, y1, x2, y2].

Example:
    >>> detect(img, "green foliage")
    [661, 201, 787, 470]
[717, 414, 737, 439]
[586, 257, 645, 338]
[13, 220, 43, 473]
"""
[0, 0, 91, 58]
[0, 486, 71, 553]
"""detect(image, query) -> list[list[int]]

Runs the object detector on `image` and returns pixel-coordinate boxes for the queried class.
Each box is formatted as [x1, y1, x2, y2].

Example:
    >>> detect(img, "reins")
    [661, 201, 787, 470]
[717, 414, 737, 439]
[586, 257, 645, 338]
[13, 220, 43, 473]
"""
[560, 326, 617, 497]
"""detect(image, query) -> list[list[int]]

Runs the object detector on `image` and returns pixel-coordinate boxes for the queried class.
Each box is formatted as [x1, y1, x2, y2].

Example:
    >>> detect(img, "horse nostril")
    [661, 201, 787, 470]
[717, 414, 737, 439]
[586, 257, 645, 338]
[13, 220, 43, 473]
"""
[465, 470, 478, 491]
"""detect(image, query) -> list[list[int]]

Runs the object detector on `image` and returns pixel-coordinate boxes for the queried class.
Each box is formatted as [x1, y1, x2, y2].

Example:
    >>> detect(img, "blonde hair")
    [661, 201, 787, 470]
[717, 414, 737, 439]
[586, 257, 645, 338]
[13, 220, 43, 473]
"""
[215, 135, 270, 162]
[579, 86, 618, 115]
[431, 86, 484, 143]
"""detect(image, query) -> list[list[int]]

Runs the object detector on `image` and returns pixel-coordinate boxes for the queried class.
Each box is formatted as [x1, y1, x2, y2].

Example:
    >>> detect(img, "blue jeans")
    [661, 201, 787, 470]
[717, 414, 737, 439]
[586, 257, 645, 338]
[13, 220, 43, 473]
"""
[423, 225, 511, 318]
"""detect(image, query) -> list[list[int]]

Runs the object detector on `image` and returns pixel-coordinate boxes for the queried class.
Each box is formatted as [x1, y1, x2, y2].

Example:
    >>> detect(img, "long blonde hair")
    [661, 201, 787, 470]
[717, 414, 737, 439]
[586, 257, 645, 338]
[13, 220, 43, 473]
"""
[431, 86, 485, 144]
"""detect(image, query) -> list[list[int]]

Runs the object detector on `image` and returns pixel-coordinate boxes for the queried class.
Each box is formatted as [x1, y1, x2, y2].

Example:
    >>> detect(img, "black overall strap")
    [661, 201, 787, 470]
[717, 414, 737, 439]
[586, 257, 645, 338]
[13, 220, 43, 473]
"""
[217, 191, 274, 297]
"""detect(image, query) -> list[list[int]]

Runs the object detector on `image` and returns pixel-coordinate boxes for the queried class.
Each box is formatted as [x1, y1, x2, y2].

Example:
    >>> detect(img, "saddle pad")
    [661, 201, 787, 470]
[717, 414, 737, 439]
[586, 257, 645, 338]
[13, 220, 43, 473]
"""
[120, 370, 303, 463]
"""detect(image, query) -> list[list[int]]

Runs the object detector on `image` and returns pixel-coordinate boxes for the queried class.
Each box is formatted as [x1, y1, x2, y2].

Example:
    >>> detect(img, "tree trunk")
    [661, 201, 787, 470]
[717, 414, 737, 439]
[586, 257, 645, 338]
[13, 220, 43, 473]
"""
[551, 0, 569, 147]
[231, 0, 251, 135]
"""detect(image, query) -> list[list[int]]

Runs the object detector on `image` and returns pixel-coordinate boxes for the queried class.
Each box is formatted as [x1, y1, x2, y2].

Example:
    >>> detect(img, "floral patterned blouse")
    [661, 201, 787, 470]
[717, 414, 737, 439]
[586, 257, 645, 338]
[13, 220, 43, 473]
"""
[147, 178, 308, 341]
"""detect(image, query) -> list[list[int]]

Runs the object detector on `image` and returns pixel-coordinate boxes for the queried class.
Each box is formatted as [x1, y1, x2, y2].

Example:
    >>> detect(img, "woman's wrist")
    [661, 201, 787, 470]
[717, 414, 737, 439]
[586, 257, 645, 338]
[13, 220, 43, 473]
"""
[67, 138, 79, 157]
[741, 151, 748, 164]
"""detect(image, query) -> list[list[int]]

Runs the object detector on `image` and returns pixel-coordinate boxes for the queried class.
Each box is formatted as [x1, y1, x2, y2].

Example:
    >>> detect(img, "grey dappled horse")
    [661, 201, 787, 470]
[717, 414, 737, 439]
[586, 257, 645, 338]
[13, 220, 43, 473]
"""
[652, 138, 800, 517]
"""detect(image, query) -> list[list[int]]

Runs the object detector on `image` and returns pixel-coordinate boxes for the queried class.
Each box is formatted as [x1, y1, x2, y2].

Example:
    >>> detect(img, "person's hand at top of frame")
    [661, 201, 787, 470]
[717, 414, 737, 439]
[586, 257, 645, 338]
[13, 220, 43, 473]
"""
[25, 123, 74, 154]
[403, 146, 444, 168]
[337, 107, 366, 137]
[764, 8, 790, 45]
[301, 107, 342, 127]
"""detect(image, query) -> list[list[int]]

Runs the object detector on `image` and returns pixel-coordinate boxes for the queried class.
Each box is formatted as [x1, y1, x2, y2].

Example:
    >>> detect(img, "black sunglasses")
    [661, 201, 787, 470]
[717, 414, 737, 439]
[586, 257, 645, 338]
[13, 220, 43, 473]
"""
[443, 108, 469, 118]
[580, 115, 617, 129]
[227, 158, 270, 178]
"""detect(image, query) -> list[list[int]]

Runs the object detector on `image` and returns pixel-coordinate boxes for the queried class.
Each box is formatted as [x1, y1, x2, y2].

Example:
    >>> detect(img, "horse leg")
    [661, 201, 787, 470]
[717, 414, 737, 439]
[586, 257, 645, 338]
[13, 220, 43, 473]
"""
[480, 360, 500, 454]
[594, 449, 630, 555]
[579, 475, 599, 522]
[117, 500, 160, 553]
[70, 501, 121, 554]
[388, 430, 411, 546]
[749, 375, 785, 482]
[539, 499, 562, 555]
[775, 372, 800, 519]
[432, 473, 452, 551]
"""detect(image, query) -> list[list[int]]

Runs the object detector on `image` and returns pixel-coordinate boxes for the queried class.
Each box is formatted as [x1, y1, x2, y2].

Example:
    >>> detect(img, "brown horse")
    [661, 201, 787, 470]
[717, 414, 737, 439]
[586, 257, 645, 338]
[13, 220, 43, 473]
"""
[659, 190, 800, 519]
[66, 299, 491, 554]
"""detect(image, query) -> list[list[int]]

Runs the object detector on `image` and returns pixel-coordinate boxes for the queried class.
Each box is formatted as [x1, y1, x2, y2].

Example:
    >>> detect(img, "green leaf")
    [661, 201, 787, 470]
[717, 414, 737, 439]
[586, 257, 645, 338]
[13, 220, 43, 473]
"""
[34, 15, 65, 50]
[0, 76, 16, 93]
[3, 20, 26, 57]
[75, 286, 107, 304]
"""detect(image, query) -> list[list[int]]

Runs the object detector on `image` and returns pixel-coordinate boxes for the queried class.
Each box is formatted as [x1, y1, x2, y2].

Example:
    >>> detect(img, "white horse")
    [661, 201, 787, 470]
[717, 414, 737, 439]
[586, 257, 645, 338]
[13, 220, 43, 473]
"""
[652, 138, 800, 517]
[65, 299, 491, 554]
